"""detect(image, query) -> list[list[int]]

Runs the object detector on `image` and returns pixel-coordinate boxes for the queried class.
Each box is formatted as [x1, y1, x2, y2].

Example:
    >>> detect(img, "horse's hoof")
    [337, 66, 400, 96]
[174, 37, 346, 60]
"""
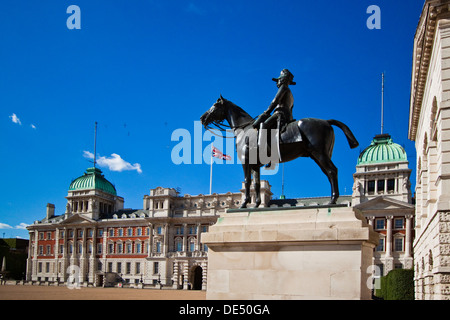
[240, 204, 247, 209]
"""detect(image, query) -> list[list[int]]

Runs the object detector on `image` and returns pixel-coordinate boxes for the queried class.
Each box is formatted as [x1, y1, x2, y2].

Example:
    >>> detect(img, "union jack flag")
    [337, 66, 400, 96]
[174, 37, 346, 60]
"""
[212, 146, 231, 161]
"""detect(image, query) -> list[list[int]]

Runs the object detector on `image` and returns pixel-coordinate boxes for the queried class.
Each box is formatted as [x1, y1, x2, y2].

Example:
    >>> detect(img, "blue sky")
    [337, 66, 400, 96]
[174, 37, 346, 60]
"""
[1, 0, 424, 239]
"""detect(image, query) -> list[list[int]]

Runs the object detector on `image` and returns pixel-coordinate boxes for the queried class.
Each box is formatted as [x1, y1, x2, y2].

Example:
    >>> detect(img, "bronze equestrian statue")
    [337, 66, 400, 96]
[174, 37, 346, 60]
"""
[200, 70, 359, 209]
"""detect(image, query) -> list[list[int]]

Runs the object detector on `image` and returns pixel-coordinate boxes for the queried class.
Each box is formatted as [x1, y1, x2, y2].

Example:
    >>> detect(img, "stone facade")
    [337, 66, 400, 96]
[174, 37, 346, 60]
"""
[409, 0, 450, 300]
[352, 134, 415, 276]
[26, 177, 271, 289]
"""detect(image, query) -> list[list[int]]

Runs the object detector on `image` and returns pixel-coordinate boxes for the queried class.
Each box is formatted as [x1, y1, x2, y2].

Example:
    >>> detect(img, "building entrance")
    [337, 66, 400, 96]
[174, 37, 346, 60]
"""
[192, 266, 203, 290]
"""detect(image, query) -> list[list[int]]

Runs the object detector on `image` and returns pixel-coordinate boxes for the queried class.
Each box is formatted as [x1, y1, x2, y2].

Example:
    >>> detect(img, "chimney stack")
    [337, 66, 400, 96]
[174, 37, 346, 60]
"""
[46, 203, 55, 220]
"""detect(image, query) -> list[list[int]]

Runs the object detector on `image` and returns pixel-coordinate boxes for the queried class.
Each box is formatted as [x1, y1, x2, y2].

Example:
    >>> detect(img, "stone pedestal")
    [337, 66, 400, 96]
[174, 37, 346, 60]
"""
[202, 206, 379, 300]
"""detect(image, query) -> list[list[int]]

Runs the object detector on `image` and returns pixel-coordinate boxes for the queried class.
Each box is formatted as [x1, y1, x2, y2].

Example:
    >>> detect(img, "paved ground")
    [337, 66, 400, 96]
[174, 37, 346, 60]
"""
[0, 285, 206, 300]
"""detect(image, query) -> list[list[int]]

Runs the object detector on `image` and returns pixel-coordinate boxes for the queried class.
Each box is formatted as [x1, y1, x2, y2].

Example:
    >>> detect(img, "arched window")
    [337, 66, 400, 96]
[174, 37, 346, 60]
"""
[175, 238, 183, 252]
[188, 238, 196, 252]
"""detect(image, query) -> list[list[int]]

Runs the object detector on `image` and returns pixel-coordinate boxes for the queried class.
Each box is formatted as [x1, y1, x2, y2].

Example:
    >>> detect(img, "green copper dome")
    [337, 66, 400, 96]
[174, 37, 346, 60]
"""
[357, 134, 407, 165]
[69, 167, 117, 195]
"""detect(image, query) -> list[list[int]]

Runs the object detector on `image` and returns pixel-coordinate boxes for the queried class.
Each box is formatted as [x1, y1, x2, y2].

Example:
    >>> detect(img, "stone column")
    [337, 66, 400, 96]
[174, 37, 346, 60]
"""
[183, 223, 188, 254]
[183, 262, 189, 290]
[147, 223, 153, 257]
[405, 215, 413, 258]
[163, 224, 169, 256]
[54, 228, 60, 283]
[196, 223, 201, 251]
[386, 216, 393, 257]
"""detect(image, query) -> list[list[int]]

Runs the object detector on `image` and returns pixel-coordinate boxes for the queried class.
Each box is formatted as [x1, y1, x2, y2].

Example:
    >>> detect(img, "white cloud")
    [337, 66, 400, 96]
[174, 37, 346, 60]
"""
[30, 124, 36, 129]
[9, 113, 22, 125]
[15, 223, 29, 230]
[83, 150, 94, 159]
[83, 151, 142, 174]
[0, 222, 28, 230]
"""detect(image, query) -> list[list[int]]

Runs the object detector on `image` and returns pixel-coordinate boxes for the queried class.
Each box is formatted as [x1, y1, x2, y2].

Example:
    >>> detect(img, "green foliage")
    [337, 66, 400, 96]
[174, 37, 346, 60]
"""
[375, 269, 414, 300]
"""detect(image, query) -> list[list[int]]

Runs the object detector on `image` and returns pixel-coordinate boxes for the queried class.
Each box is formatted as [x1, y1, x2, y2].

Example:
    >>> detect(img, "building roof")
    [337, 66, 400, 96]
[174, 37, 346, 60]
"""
[357, 134, 407, 165]
[69, 167, 117, 196]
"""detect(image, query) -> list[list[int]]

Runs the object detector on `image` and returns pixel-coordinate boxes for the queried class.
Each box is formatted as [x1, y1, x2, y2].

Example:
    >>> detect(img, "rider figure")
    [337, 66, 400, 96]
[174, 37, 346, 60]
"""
[253, 69, 296, 132]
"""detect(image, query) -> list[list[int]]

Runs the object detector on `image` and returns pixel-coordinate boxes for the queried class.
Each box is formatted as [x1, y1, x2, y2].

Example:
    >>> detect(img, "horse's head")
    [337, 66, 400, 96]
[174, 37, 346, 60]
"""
[200, 95, 228, 128]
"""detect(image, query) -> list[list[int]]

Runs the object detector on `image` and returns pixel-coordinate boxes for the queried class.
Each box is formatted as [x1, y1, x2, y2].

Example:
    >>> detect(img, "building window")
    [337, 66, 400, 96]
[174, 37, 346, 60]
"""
[38, 262, 42, 273]
[394, 218, 404, 229]
[46, 245, 51, 255]
[98, 229, 104, 237]
[78, 230, 83, 238]
[108, 262, 113, 273]
[47, 232, 52, 240]
[59, 244, 64, 254]
[387, 179, 395, 192]
[136, 243, 141, 254]
[394, 238, 404, 252]
[127, 228, 133, 236]
[176, 226, 184, 235]
[97, 243, 102, 254]
[118, 229, 123, 237]
[69, 230, 74, 238]
[202, 225, 208, 233]
[375, 219, 385, 230]
[189, 239, 196, 252]
[78, 243, 82, 254]
[175, 238, 183, 252]
[156, 241, 161, 253]
[109, 229, 114, 237]
[117, 243, 123, 254]
[376, 238, 384, 252]
[88, 229, 93, 238]
[377, 180, 385, 193]
[117, 262, 122, 273]
[97, 261, 103, 271]
[126, 243, 132, 254]
[153, 262, 159, 274]
[46, 262, 50, 273]
[88, 242, 93, 254]
[368, 180, 375, 193]
[137, 228, 142, 236]
[39, 245, 44, 255]
[136, 262, 141, 274]
[157, 226, 162, 235]
[69, 243, 73, 254]
[39, 232, 44, 240]
[189, 225, 197, 235]
[108, 243, 114, 254]
[126, 262, 131, 274]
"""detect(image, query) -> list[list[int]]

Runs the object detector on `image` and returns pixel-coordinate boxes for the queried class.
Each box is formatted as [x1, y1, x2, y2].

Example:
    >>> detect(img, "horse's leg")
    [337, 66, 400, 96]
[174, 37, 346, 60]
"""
[240, 163, 252, 209]
[252, 166, 261, 208]
[310, 151, 339, 204]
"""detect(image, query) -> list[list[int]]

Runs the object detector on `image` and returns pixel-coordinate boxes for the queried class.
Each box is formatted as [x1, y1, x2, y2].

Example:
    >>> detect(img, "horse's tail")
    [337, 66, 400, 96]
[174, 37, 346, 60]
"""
[327, 119, 359, 149]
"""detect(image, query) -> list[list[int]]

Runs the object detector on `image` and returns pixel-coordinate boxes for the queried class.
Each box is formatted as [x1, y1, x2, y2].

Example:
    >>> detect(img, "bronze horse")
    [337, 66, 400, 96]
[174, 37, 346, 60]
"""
[200, 96, 359, 208]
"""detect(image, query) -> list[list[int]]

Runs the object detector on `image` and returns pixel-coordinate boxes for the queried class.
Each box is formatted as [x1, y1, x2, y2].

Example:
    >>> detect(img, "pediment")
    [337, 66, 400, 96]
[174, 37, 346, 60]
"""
[58, 213, 96, 225]
[354, 196, 414, 212]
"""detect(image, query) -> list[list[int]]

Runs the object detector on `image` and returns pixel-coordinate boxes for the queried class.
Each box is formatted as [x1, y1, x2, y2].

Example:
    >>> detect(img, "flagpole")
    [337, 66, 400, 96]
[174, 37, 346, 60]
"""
[210, 144, 213, 195]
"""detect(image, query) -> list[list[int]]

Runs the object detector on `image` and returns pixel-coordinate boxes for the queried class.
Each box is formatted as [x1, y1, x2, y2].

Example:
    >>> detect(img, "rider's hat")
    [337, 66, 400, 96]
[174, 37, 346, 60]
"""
[272, 69, 296, 85]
